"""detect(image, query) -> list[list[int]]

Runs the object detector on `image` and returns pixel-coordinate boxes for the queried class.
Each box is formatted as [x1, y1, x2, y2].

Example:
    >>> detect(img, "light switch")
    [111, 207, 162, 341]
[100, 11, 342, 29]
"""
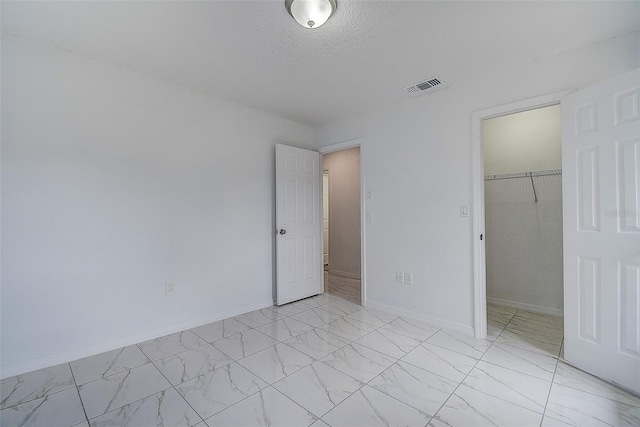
[404, 273, 413, 285]
[366, 211, 374, 223]
[367, 190, 374, 199]
[460, 205, 470, 217]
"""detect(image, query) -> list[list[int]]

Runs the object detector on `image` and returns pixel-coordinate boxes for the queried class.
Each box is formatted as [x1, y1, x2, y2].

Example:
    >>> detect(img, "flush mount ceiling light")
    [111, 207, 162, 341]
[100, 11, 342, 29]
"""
[285, 0, 337, 29]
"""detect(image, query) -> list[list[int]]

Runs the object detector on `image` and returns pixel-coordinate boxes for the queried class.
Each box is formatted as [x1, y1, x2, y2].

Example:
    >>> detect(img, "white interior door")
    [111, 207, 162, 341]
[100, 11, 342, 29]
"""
[562, 68, 640, 393]
[275, 144, 323, 305]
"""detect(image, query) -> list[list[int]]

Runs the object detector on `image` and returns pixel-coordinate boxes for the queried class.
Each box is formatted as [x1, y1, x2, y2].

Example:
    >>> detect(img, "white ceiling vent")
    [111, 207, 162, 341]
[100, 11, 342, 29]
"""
[405, 77, 448, 97]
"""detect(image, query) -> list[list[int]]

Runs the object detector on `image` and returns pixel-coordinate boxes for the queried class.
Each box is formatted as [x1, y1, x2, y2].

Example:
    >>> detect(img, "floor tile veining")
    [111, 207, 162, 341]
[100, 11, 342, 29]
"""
[1, 274, 639, 426]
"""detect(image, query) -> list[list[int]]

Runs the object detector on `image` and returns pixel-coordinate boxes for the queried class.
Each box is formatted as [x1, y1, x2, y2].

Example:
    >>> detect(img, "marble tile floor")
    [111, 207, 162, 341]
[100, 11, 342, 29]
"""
[2, 298, 639, 427]
[324, 273, 361, 304]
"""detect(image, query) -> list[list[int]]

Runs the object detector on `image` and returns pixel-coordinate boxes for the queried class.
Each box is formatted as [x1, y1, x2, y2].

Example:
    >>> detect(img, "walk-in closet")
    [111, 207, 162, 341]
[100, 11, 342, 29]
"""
[483, 104, 563, 315]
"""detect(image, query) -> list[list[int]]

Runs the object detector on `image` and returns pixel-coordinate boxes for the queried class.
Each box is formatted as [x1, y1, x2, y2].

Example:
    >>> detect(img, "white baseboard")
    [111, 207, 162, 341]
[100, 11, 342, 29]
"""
[0, 299, 273, 379]
[487, 297, 563, 317]
[366, 301, 474, 336]
[328, 269, 361, 280]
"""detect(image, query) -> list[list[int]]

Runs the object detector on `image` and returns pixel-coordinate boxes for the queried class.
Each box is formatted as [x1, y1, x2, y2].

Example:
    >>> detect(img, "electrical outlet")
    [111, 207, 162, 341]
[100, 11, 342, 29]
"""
[396, 271, 404, 283]
[404, 273, 414, 285]
[165, 282, 176, 295]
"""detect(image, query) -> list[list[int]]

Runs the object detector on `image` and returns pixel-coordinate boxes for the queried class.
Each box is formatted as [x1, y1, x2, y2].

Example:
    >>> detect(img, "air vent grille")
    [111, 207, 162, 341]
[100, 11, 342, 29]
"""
[405, 77, 448, 97]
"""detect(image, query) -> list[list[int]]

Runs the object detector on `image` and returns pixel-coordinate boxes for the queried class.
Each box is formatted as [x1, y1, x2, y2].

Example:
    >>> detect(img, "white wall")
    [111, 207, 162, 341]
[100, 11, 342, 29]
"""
[323, 147, 361, 278]
[314, 34, 640, 332]
[484, 106, 563, 314]
[1, 35, 314, 376]
[485, 177, 564, 314]
[483, 105, 561, 175]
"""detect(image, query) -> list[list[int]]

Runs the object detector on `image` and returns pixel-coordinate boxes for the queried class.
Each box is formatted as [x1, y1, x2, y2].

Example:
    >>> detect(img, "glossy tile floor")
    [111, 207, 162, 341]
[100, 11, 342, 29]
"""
[324, 273, 361, 304]
[2, 279, 639, 426]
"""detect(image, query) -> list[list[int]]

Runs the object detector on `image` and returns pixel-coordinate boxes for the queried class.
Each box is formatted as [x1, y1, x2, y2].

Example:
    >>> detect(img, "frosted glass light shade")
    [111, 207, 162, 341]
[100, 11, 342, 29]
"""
[285, 0, 337, 29]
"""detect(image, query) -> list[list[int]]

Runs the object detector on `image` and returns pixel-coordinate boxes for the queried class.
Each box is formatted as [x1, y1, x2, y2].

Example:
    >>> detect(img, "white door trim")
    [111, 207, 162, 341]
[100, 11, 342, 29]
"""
[471, 91, 573, 338]
[318, 139, 362, 154]
[317, 138, 366, 306]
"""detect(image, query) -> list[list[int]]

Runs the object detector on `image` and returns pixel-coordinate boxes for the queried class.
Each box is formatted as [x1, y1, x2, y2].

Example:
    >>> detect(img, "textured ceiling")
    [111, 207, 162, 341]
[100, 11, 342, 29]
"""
[3, 1, 639, 126]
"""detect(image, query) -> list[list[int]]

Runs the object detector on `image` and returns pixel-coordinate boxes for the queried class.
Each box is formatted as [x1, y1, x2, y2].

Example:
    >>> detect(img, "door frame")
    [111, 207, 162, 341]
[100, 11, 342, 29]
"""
[318, 138, 366, 306]
[322, 169, 330, 269]
[471, 91, 573, 338]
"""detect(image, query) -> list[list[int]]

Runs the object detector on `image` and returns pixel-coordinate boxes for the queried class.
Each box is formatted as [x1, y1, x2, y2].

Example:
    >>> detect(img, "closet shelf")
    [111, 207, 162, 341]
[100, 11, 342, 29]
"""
[484, 168, 562, 181]
[484, 168, 562, 203]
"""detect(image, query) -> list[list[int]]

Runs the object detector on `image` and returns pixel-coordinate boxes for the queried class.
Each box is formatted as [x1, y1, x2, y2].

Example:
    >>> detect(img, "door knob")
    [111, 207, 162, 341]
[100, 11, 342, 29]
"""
[279, 229, 287, 235]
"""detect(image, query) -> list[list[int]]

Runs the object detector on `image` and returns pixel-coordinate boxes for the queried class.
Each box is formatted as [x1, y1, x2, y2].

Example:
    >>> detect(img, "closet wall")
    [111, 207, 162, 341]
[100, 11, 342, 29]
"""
[483, 105, 563, 314]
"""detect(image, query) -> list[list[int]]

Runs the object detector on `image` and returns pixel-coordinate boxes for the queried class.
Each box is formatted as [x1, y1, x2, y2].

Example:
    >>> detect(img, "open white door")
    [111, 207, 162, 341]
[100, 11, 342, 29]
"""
[562, 68, 640, 394]
[275, 144, 323, 305]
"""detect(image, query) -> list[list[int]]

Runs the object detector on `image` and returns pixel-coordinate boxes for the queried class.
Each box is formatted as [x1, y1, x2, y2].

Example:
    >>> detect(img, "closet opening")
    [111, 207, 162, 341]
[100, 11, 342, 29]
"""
[482, 104, 565, 355]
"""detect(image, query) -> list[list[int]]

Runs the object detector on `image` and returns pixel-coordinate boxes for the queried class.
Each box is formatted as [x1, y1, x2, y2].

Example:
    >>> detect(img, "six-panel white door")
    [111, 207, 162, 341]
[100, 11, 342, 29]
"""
[562, 68, 640, 394]
[275, 144, 323, 305]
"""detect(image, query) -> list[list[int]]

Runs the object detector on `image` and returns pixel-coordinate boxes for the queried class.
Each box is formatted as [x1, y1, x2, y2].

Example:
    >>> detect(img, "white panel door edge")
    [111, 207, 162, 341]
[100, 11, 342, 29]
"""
[275, 144, 323, 305]
[562, 68, 640, 394]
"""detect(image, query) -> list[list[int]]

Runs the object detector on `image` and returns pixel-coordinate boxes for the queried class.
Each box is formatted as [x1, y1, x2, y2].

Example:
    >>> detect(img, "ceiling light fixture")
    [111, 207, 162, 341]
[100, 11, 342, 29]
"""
[285, 0, 337, 29]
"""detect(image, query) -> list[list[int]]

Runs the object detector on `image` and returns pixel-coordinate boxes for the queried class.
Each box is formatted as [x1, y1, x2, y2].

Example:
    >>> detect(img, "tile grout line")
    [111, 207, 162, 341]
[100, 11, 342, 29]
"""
[538, 354, 560, 427]
[487, 319, 560, 366]
[68, 362, 91, 426]
[275, 286, 380, 424]
[314, 326, 437, 425]
[307, 309, 486, 424]
[347, 310, 498, 420]
[424, 307, 547, 424]
[487, 308, 559, 419]
[0, 376, 77, 414]
[201, 282, 362, 426]
[357, 328, 443, 420]
[89, 360, 184, 424]
[344, 317, 511, 425]
[532, 306, 563, 427]
[153, 361, 205, 427]
[203, 384, 320, 426]
[422, 334, 490, 424]
[146, 319, 299, 426]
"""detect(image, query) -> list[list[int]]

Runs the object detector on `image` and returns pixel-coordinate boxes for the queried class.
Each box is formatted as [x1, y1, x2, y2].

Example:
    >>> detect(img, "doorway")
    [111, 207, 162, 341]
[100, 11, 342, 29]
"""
[323, 171, 330, 271]
[322, 147, 361, 304]
[319, 141, 364, 305]
[472, 91, 571, 338]
[482, 105, 565, 354]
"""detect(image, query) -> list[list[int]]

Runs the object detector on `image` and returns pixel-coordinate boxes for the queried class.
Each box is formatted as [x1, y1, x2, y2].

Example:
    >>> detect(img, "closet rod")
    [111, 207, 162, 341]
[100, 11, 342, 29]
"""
[484, 168, 562, 181]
